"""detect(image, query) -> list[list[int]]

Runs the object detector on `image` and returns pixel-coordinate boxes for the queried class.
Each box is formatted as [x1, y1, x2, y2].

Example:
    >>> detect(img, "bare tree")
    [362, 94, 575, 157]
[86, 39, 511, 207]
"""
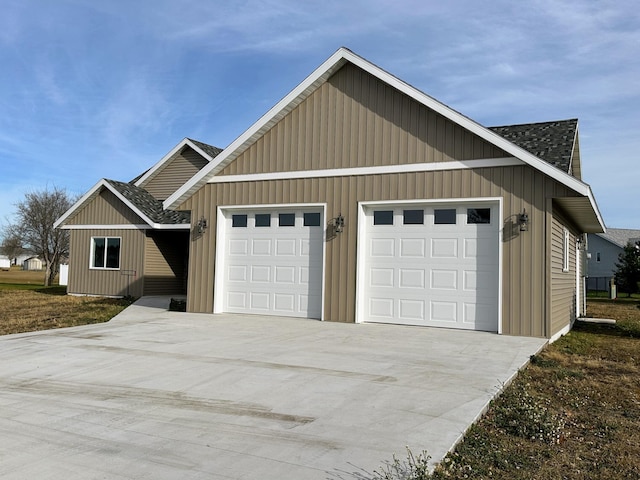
[6, 187, 73, 286]
[0, 232, 25, 264]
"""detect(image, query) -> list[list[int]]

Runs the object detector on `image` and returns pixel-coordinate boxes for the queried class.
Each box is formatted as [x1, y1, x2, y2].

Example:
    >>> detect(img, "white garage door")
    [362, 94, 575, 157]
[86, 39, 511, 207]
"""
[361, 202, 499, 331]
[221, 208, 324, 319]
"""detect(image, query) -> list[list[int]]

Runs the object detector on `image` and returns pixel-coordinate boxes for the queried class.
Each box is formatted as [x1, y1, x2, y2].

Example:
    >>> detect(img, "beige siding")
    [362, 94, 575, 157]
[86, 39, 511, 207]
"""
[550, 208, 578, 335]
[141, 147, 209, 200]
[67, 229, 145, 297]
[143, 231, 189, 296]
[183, 165, 577, 337]
[218, 63, 507, 176]
[66, 189, 145, 225]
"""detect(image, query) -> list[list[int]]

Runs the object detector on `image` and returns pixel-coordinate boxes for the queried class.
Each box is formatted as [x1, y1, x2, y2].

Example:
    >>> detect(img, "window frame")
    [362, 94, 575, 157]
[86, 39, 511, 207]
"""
[90, 236, 121, 270]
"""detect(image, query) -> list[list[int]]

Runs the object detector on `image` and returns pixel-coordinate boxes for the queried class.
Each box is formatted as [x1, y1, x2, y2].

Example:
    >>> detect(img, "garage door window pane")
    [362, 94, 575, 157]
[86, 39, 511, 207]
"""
[434, 209, 456, 224]
[467, 208, 491, 224]
[279, 213, 296, 227]
[403, 209, 424, 225]
[373, 210, 393, 225]
[303, 212, 321, 226]
[232, 214, 248, 227]
[255, 214, 271, 227]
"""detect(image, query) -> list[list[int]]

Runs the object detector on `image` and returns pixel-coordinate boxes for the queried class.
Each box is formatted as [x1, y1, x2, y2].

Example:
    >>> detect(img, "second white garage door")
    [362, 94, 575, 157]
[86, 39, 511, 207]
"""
[360, 202, 500, 331]
[219, 207, 324, 319]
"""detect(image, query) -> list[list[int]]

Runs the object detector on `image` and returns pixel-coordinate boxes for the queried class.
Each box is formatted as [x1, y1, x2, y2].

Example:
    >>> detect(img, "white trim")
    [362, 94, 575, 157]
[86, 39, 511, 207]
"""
[163, 48, 605, 234]
[54, 179, 191, 231]
[134, 138, 217, 188]
[563, 228, 570, 272]
[549, 323, 571, 343]
[60, 224, 151, 230]
[355, 197, 503, 333]
[213, 202, 327, 320]
[89, 236, 122, 270]
[208, 157, 521, 184]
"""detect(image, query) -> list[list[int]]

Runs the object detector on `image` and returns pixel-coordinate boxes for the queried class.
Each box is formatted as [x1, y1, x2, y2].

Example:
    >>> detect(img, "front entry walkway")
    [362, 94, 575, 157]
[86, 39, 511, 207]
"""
[0, 297, 546, 479]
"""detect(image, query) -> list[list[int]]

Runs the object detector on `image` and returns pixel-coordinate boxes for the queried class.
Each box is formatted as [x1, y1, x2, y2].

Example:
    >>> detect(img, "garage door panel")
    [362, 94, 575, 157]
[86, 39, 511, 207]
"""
[222, 208, 323, 319]
[363, 203, 498, 331]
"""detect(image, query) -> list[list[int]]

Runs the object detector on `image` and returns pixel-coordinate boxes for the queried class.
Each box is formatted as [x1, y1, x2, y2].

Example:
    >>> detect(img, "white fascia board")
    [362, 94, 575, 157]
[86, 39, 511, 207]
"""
[208, 157, 521, 184]
[134, 138, 216, 188]
[60, 224, 151, 230]
[164, 46, 595, 210]
[586, 185, 606, 232]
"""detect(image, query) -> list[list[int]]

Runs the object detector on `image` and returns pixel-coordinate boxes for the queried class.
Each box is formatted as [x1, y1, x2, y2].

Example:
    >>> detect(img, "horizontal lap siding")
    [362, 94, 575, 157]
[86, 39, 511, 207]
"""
[68, 229, 145, 297]
[142, 147, 209, 201]
[550, 210, 578, 335]
[184, 166, 574, 336]
[143, 231, 188, 296]
[66, 189, 144, 225]
[218, 63, 507, 176]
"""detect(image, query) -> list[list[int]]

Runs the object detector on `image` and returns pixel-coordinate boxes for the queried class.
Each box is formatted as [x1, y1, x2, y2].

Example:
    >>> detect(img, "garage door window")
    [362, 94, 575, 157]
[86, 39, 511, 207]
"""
[279, 213, 296, 227]
[374, 210, 394, 225]
[467, 208, 491, 224]
[255, 213, 271, 227]
[232, 214, 248, 227]
[303, 212, 321, 226]
[434, 209, 457, 224]
[403, 209, 424, 225]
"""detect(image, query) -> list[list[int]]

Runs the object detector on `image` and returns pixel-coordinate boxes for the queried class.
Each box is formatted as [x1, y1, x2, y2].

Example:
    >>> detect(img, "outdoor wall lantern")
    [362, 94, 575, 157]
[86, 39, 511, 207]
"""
[196, 216, 208, 234]
[518, 209, 529, 232]
[332, 214, 345, 234]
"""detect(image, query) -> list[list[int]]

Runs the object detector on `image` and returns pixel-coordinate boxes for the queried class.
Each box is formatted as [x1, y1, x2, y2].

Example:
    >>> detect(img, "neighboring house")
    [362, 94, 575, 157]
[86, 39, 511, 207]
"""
[56, 48, 605, 339]
[0, 256, 10, 271]
[23, 257, 44, 271]
[587, 228, 640, 291]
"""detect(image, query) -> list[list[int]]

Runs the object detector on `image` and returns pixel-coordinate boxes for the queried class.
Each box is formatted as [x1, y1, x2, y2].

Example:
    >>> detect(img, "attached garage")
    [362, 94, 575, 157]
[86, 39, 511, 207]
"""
[357, 200, 501, 331]
[214, 206, 325, 319]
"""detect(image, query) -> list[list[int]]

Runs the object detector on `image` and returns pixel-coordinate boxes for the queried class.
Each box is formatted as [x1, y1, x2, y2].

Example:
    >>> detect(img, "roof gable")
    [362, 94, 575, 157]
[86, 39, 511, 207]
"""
[595, 228, 640, 248]
[54, 179, 190, 229]
[135, 138, 222, 197]
[163, 47, 604, 232]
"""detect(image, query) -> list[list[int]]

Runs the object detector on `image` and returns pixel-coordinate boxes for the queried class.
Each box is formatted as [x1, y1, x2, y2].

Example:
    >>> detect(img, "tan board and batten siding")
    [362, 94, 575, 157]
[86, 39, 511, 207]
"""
[68, 229, 146, 297]
[141, 146, 209, 200]
[65, 189, 144, 226]
[66, 189, 188, 298]
[180, 62, 585, 337]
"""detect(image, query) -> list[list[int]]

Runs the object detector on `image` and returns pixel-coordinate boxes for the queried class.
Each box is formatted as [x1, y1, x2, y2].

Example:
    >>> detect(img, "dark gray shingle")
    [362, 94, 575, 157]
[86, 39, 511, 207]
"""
[106, 179, 190, 225]
[489, 119, 577, 172]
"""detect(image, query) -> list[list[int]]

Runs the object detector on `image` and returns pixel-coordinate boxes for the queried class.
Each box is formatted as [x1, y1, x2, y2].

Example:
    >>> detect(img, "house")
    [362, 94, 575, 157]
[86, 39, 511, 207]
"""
[23, 257, 44, 271]
[55, 48, 605, 339]
[587, 228, 640, 291]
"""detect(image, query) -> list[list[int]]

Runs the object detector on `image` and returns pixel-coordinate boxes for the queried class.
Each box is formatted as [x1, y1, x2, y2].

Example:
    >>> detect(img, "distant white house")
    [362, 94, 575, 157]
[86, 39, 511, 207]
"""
[23, 257, 44, 271]
[587, 228, 640, 291]
[0, 255, 10, 270]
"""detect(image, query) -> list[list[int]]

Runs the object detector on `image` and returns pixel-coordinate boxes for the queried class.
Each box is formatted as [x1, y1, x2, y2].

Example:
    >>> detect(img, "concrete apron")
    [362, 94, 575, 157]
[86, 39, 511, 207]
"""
[0, 297, 547, 479]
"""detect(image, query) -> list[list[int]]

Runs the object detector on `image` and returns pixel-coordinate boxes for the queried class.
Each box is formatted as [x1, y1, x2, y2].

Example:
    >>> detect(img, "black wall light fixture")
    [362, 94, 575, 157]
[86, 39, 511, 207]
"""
[518, 209, 529, 232]
[332, 214, 345, 233]
[196, 216, 208, 234]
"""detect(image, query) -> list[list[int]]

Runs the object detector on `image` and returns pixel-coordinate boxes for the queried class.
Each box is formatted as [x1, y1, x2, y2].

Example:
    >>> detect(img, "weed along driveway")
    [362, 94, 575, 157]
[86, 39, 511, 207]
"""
[0, 298, 546, 479]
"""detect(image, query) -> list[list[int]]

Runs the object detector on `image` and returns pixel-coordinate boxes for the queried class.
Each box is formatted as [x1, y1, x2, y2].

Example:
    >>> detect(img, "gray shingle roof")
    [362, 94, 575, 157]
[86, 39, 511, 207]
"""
[106, 179, 190, 225]
[596, 228, 640, 248]
[489, 119, 577, 172]
[187, 138, 223, 159]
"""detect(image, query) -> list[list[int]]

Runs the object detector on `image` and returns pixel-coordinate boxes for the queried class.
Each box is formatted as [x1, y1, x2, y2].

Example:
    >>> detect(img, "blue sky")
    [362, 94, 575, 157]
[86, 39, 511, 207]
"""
[1, 0, 638, 229]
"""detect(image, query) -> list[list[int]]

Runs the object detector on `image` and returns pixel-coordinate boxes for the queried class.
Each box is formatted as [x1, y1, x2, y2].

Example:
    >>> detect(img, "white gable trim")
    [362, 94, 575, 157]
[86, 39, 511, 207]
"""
[134, 138, 217, 188]
[54, 179, 192, 230]
[208, 157, 522, 184]
[164, 47, 605, 232]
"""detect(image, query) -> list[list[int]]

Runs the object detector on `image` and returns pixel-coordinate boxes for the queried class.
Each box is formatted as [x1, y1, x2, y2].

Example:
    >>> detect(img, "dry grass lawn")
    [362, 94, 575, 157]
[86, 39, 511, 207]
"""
[0, 267, 132, 335]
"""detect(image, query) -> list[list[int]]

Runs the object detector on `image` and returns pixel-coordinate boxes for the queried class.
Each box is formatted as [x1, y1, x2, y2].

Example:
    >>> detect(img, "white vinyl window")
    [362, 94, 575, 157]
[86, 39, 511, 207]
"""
[562, 228, 570, 272]
[91, 237, 121, 269]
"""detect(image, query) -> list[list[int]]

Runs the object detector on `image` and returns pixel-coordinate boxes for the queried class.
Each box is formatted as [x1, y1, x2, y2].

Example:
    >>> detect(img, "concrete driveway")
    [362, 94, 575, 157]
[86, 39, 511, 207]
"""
[0, 297, 546, 479]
